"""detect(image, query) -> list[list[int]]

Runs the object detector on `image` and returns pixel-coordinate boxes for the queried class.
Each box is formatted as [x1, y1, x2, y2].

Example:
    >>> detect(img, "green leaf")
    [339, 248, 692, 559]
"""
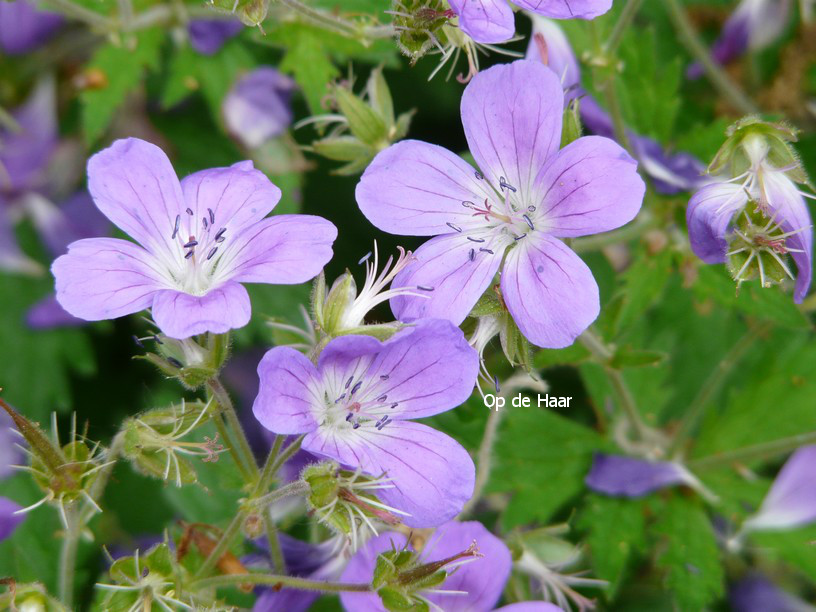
[489, 406, 607, 528]
[533, 343, 590, 369]
[80, 29, 164, 144]
[651, 496, 724, 610]
[279, 29, 339, 114]
[609, 347, 666, 369]
[577, 495, 647, 600]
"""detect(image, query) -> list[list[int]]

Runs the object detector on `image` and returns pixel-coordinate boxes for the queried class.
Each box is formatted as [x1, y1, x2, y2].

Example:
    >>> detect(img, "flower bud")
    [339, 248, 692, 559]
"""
[137, 332, 230, 390]
[303, 462, 405, 550]
[561, 97, 582, 148]
[709, 117, 809, 185]
[391, 0, 453, 63]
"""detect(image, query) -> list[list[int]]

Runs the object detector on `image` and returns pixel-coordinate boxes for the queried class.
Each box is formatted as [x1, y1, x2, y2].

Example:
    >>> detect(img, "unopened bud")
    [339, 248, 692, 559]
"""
[391, 0, 453, 63]
[137, 333, 229, 389]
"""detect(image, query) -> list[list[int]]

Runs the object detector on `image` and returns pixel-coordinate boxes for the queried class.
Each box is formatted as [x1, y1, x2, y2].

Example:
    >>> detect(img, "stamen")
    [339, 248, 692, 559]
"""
[377, 395, 387, 402]
[184, 250, 194, 260]
[380, 374, 389, 380]
[475, 170, 484, 180]
[183, 240, 199, 248]
[469, 248, 475, 261]
[207, 247, 218, 260]
[358, 251, 373, 265]
[462, 201, 476, 209]
[153, 335, 163, 344]
[514, 233, 527, 241]
[346, 413, 354, 422]
[202, 217, 208, 230]
[353, 422, 360, 429]
[208, 208, 215, 224]
[132, 335, 144, 348]
[215, 227, 227, 242]
[447, 222, 462, 233]
[390, 403, 399, 409]
[494, 375, 500, 393]
[351, 381, 363, 395]
[479, 248, 494, 254]
[527, 205, 536, 212]
[186, 207, 193, 215]
[522, 214, 535, 230]
[417, 285, 434, 291]
[467, 236, 485, 243]
[345, 376, 353, 389]
[499, 176, 517, 192]
[335, 394, 346, 403]
[171, 215, 180, 239]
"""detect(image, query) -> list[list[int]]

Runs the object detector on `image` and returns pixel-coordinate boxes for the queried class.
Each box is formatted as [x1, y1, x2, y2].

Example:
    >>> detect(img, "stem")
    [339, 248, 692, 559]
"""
[669, 323, 768, 457]
[194, 508, 245, 578]
[689, 430, 816, 470]
[604, 0, 643, 57]
[211, 410, 252, 482]
[278, 0, 358, 36]
[251, 443, 286, 573]
[192, 572, 371, 593]
[58, 506, 80, 607]
[263, 512, 286, 574]
[41, 0, 113, 28]
[269, 435, 305, 475]
[459, 408, 503, 517]
[252, 480, 310, 507]
[580, 330, 649, 440]
[664, 0, 759, 115]
[208, 377, 258, 480]
[255, 436, 284, 494]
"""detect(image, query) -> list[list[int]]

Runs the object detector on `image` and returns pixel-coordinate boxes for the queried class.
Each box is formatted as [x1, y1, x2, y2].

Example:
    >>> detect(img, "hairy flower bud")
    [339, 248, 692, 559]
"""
[390, 0, 453, 63]
[137, 332, 230, 390]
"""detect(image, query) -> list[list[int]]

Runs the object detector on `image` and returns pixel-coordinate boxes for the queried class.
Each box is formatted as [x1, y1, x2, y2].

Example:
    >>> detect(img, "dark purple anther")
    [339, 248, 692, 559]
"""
[153, 335, 163, 344]
[183, 240, 199, 248]
[185, 250, 194, 259]
[352, 422, 360, 429]
[346, 413, 354, 422]
[351, 381, 363, 395]
[390, 402, 398, 409]
[379, 374, 389, 380]
[208, 208, 215, 224]
[215, 227, 227, 241]
[203, 217, 209, 229]
[186, 207, 193, 215]
[462, 200, 476, 209]
[345, 376, 353, 389]
[469, 248, 475, 261]
[377, 395, 387, 402]
[499, 176, 516, 192]
[132, 335, 144, 348]
[168, 357, 184, 368]
[514, 233, 527, 241]
[467, 236, 485, 243]
[522, 214, 534, 230]
[475, 170, 484, 179]
[417, 285, 434, 291]
[207, 247, 218, 260]
[446, 222, 462, 233]
[479, 248, 494, 254]
[358, 251, 372, 265]
[172, 215, 180, 239]
[335, 393, 346, 403]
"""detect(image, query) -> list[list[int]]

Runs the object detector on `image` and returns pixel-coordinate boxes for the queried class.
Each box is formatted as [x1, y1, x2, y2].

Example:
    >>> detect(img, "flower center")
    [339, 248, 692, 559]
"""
[166, 207, 229, 296]
[319, 373, 400, 434]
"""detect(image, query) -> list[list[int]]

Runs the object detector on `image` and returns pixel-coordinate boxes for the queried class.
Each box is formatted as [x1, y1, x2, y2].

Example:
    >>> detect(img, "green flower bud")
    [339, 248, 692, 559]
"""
[561, 98, 583, 148]
[137, 333, 230, 390]
[391, 0, 453, 63]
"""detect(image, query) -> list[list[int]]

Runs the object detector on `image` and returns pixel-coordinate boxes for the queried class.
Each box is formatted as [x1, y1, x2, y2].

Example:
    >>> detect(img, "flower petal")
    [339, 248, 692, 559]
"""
[87, 138, 185, 261]
[761, 170, 812, 303]
[26, 294, 84, 329]
[686, 182, 749, 264]
[151, 281, 251, 339]
[221, 214, 337, 285]
[180, 159, 282, 238]
[729, 573, 810, 612]
[253, 346, 322, 435]
[585, 453, 695, 498]
[317, 319, 479, 420]
[534, 136, 644, 237]
[501, 233, 599, 348]
[496, 604, 565, 612]
[744, 445, 816, 532]
[448, 0, 515, 44]
[223, 67, 296, 148]
[304, 420, 475, 527]
[0, 0, 62, 55]
[514, 0, 612, 19]
[526, 15, 582, 94]
[391, 232, 502, 325]
[52, 237, 164, 322]
[188, 18, 242, 56]
[356, 139, 494, 236]
[461, 60, 564, 197]
[0, 497, 24, 542]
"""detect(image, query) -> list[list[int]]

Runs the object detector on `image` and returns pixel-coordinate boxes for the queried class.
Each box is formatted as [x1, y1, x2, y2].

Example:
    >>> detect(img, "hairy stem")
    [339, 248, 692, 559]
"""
[269, 435, 305, 475]
[689, 430, 816, 470]
[192, 572, 371, 593]
[58, 506, 80, 607]
[277, 0, 395, 41]
[664, 0, 759, 115]
[194, 508, 245, 579]
[208, 377, 259, 480]
[253, 480, 310, 508]
[460, 407, 503, 517]
[580, 330, 649, 440]
[669, 323, 768, 457]
[41, 0, 112, 28]
[604, 0, 643, 57]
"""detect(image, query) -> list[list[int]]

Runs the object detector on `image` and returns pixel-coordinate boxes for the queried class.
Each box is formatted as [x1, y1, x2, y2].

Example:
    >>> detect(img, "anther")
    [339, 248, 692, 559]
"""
[469, 248, 475, 261]
[208, 208, 215, 224]
[499, 177, 517, 193]
[202, 217, 208, 230]
[514, 233, 527, 241]
[352, 422, 360, 430]
[390, 403, 399, 409]
[380, 374, 389, 380]
[335, 393, 346, 403]
[215, 227, 227, 241]
[467, 236, 485, 243]
[479, 248, 494, 254]
[207, 247, 218, 260]
[475, 170, 484, 180]
[494, 375, 500, 392]
[358, 251, 372, 265]
[462, 201, 476, 209]
[351, 381, 363, 395]
[345, 376, 353, 389]
[377, 395, 388, 402]
[186, 207, 193, 215]
[527, 205, 536, 212]
[132, 335, 144, 348]
[346, 413, 354, 422]
[446, 222, 462, 233]
[183, 240, 199, 248]
[417, 285, 434, 291]
[153, 335, 163, 344]
[522, 214, 535, 230]
[184, 250, 194, 260]
[171, 215, 180, 239]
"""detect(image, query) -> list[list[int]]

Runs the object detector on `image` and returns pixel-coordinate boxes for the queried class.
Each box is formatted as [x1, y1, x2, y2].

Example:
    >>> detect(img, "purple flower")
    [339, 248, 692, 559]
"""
[686, 164, 812, 303]
[223, 68, 296, 149]
[729, 573, 812, 612]
[743, 446, 816, 532]
[252, 318, 479, 527]
[497, 604, 565, 612]
[448, 0, 612, 44]
[585, 453, 703, 498]
[0, 0, 62, 55]
[339, 520, 512, 611]
[52, 138, 337, 339]
[249, 534, 348, 612]
[687, 0, 792, 80]
[0, 497, 24, 541]
[188, 18, 243, 55]
[356, 60, 645, 348]
[527, 16, 708, 195]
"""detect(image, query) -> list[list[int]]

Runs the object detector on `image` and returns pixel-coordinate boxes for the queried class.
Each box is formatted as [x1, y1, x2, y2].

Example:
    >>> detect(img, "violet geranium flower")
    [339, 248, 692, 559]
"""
[223, 68, 296, 149]
[356, 60, 645, 348]
[585, 453, 714, 500]
[252, 318, 479, 527]
[0, 0, 62, 55]
[448, 0, 612, 44]
[188, 18, 243, 55]
[52, 138, 337, 339]
[339, 520, 512, 611]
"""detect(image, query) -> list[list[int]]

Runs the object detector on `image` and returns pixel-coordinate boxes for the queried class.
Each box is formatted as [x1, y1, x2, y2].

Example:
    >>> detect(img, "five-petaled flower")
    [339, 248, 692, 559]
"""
[252, 318, 479, 527]
[356, 60, 645, 348]
[52, 138, 337, 339]
[448, 0, 611, 44]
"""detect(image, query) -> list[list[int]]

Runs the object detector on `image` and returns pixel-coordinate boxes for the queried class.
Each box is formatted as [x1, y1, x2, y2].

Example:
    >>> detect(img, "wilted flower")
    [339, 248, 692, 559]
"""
[357, 60, 645, 348]
[52, 138, 337, 339]
[339, 520, 512, 611]
[585, 453, 714, 500]
[687, 0, 793, 79]
[527, 16, 708, 195]
[188, 18, 243, 55]
[252, 318, 478, 527]
[742, 445, 816, 532]
[448, 0, 610, 44]
[223, 68, 296, 149]
[687, 124, 813, 302]
[0, 0, 62, 55]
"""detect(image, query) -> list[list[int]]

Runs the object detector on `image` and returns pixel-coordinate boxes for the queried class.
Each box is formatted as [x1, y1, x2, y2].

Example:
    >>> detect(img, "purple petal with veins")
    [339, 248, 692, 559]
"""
[585, 453, 697, 498]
